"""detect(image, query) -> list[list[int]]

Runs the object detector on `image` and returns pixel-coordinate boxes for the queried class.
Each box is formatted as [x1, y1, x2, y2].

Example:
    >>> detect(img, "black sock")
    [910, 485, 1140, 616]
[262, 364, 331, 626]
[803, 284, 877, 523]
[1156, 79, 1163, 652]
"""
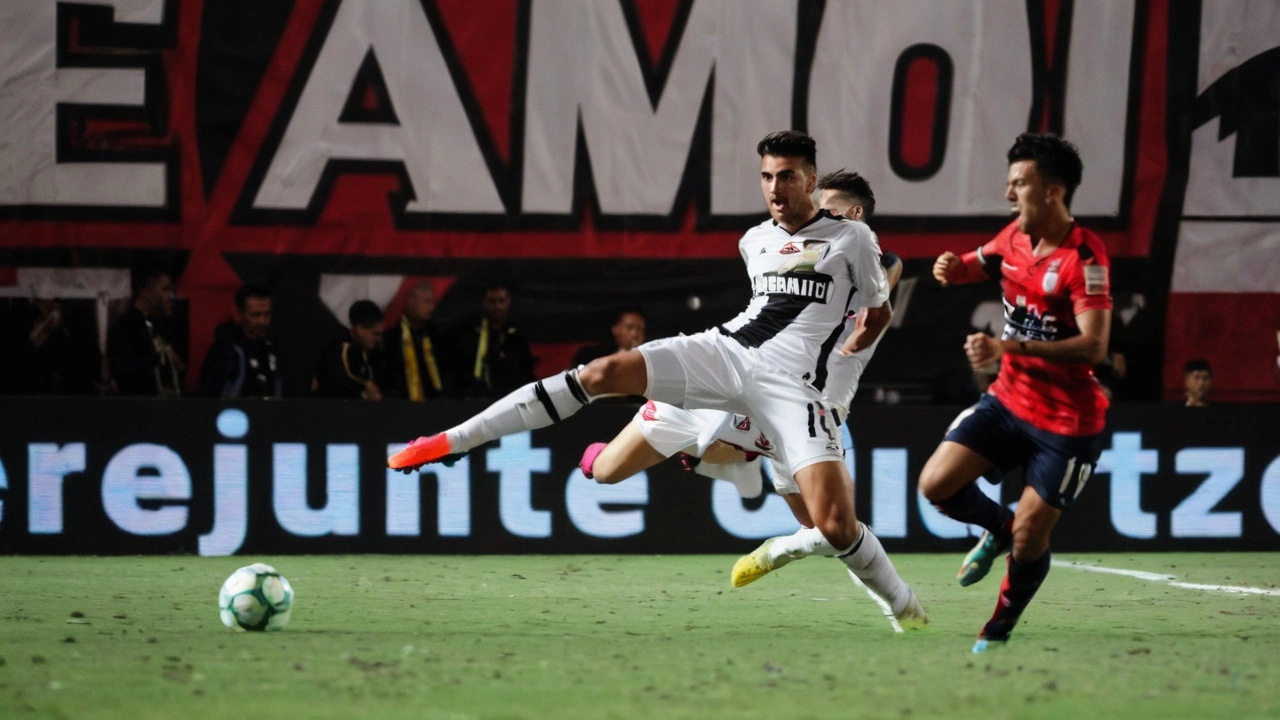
[980, 549, 1052, 641]
[933, 483, 1013, 541]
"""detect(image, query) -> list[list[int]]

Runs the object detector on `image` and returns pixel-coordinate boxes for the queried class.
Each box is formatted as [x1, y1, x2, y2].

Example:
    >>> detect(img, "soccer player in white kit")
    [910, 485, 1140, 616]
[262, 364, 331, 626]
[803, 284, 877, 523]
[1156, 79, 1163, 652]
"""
[388, 132, 924, 624]
[578, 172, 910, 608]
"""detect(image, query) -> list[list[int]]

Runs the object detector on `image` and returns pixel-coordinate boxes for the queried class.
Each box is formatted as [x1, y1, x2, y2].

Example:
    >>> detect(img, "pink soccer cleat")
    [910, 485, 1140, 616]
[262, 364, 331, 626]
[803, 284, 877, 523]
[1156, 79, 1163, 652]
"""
[579, 442, 608, 479]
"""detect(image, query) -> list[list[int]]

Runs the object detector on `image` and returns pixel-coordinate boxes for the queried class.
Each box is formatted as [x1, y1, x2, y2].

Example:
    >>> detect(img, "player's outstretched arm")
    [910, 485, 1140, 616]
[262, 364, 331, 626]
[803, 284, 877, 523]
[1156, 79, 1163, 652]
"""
[1016, 308, 1111, 365]
[843, 300, 892, 354]
[965, 308, 1111, 369]
[933, 250, 988, 286]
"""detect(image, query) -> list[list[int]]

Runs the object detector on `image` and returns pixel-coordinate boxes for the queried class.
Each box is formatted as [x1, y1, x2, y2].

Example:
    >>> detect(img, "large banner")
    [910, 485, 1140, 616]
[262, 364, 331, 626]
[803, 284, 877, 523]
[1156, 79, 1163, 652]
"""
[2, 399, 1279, 555]
[1, 1, 1278, 401]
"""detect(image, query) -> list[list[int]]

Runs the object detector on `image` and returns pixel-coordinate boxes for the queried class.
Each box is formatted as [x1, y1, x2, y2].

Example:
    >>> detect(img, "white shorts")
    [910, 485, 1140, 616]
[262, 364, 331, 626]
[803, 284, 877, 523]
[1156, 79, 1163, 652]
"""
[630, 400, 800, 496]
[636, 330, 844, 477]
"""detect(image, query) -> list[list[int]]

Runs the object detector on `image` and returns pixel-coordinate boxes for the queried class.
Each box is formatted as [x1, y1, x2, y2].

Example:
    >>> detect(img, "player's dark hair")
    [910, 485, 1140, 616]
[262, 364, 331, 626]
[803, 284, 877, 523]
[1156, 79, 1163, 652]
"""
[348, 299, 384, 328]
[1184, 358, 1212, 375]
[612, 306, 646, 325]
[131, 265, 170, 299]
[1007, 133, 1084, 207]
[235, 283, 272, 312]
[757, 131, 817, 171]
[817, 169, 876, 218]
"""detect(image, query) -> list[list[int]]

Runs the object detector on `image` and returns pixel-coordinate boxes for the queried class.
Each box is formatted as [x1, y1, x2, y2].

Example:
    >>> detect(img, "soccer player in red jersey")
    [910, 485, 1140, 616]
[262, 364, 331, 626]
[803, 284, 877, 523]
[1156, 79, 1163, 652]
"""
[924, 133, 1112, 653]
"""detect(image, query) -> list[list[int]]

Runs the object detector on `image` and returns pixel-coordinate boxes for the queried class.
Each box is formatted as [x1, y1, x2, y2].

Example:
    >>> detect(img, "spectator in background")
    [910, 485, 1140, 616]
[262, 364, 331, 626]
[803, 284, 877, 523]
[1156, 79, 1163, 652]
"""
[198, 283, 282, 398]
[1, 298, 101, 395]
[447, 282, 534, 398]
[1183, 359, 1212, 407]
[571, 306, 647, 367]
[108, 267, 183, 396]
[384, 281, 446, 400]
[312, 300, 385, 399]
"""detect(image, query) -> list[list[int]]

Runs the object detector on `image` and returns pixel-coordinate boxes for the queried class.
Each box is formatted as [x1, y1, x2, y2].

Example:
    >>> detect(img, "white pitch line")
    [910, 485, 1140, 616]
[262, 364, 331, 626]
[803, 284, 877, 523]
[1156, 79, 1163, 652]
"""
[1052, 560, 1175, 582]
[1168, 582, 1280, 597]
[1054, 560, 1280, 597]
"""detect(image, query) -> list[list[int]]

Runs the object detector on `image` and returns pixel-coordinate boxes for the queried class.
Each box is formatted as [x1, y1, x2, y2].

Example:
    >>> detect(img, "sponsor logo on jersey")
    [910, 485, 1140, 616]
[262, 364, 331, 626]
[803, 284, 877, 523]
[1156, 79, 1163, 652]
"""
[754, 432, 773, 452]
[1042, 259, 1062, 294]
[776, 240, 828, 274]
[641, 401, 658, 422]
[752, 271, 834, 303]
[1001, 298, 1062, 342]
[734, 415, 751, 431]
[1084, 264, 1109, 295]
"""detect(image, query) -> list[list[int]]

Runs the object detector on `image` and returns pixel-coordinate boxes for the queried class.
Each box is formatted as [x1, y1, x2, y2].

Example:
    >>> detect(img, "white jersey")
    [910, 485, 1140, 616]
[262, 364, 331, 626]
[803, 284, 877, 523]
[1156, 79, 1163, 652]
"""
[719, 210, 889, 394]
[820, 307, 889, 411]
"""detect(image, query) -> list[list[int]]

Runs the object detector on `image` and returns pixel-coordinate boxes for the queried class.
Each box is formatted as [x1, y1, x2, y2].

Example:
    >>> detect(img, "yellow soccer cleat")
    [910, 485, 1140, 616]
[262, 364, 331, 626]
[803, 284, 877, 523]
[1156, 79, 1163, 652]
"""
[894, 590, 929, 631]
[731, 537, 801, 588]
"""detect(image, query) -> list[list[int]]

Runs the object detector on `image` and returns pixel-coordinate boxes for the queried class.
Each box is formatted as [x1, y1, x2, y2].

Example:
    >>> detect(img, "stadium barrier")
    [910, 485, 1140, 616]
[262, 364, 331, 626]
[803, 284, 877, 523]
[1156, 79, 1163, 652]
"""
[1, 398, 1278, 555]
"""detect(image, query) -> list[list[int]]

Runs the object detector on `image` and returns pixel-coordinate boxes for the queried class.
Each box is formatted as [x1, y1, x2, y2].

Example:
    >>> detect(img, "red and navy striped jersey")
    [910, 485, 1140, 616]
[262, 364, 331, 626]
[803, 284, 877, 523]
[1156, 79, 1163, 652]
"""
[968, 221, 1113, 436]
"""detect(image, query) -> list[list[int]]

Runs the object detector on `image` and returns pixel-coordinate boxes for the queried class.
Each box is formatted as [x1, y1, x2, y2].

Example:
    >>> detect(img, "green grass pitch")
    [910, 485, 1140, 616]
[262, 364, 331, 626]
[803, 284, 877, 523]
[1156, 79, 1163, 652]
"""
[2, 553, 1278, 719]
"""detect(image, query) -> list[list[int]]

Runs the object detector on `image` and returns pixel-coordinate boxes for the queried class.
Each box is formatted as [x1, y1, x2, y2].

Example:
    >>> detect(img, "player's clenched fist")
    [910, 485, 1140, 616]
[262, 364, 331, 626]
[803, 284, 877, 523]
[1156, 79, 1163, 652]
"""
[964, 332, 1002, 369]
[933, 251, 963, 286]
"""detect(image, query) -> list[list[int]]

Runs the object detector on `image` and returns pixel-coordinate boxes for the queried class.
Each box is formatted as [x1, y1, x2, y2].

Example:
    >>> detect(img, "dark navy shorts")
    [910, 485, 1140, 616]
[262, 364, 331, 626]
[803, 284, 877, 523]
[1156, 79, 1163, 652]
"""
[944, 394, 1103, 509]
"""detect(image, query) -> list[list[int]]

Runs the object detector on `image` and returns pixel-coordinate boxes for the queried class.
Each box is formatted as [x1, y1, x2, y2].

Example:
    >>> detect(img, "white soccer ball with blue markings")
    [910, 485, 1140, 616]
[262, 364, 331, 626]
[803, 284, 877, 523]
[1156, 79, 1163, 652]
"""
[219, 563, 293, 631]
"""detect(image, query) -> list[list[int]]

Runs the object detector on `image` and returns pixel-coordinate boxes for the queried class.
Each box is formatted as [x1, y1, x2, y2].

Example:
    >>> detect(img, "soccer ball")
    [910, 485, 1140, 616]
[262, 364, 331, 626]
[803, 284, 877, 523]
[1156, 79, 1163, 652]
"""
[218, 563, 293, 631]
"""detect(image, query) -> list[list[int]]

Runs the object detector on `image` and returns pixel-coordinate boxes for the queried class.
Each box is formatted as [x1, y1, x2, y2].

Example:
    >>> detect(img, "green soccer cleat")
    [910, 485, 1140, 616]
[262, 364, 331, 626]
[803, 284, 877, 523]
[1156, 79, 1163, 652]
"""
[956, 529, 1010, 587]
[730, 538, 801, 588]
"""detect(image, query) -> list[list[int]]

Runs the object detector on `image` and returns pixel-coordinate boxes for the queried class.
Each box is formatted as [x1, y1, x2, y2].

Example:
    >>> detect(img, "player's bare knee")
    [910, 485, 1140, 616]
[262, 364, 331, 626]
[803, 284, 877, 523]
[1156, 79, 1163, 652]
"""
[590, 461, 623, 484]
[918, 465, 950, 503]
[578, 353, 643, 397]
[815, 513, 858, 549]
[1010, 529, 1049, 563]
[576, 358, 611, 394]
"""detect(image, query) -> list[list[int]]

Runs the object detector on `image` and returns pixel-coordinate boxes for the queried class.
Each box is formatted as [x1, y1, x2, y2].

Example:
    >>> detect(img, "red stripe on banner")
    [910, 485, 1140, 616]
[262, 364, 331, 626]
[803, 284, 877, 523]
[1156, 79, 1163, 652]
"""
[634, 0, 684, 65]
[899, 58, 939, 170]
[1164, 293, 1280, 403]
[435, 0, 517, 162]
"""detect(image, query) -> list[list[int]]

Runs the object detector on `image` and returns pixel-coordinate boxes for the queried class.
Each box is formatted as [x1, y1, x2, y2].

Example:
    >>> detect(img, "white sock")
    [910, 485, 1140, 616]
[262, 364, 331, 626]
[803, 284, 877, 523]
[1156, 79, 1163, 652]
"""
[836, 523, 912, 615]
[447, 370, 591, 453]
[694, 459, 764, 499]
[767, 526, 837, 560]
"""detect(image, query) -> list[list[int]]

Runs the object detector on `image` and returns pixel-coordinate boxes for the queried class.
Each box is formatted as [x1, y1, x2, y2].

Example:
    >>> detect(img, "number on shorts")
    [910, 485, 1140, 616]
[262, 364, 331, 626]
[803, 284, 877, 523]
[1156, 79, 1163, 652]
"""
[1057, 457, 1094, 502]
[808, 402, 835, 442]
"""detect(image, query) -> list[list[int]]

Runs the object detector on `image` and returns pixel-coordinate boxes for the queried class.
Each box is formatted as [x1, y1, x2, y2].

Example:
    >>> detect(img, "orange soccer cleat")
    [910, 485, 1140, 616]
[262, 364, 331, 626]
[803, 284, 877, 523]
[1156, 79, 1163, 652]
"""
[387, 433, 453, 471]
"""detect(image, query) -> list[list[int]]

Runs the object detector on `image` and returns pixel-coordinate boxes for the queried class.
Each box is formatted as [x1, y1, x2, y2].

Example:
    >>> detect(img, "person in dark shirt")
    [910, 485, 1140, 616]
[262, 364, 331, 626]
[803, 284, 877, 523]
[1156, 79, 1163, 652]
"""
[447, 282, 535, 398]
[571, 306, 647, 368]
[198, 284, 282, 398]
[108, 267, 182, 396]
[383, 281, 446, 400]
[312, 300, 386, 399]
[1, 298, 101, 395]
